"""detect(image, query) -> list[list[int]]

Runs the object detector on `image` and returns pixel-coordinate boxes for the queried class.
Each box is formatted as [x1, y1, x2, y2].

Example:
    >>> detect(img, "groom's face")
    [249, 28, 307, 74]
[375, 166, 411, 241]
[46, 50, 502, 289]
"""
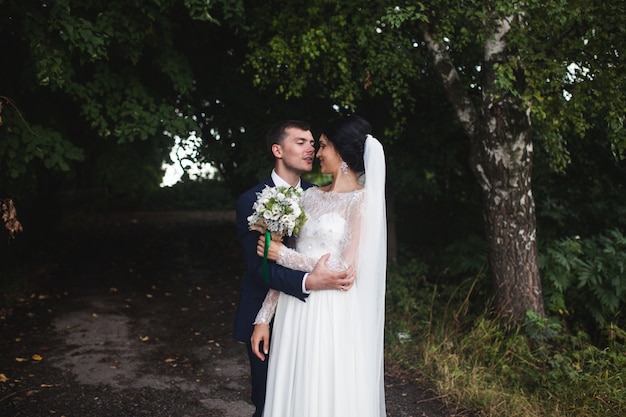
[274, 127, 315, 175]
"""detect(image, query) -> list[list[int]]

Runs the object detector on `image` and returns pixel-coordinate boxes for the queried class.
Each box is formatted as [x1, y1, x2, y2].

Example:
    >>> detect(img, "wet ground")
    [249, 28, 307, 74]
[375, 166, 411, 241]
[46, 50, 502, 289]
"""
[0, 211, 463, 417]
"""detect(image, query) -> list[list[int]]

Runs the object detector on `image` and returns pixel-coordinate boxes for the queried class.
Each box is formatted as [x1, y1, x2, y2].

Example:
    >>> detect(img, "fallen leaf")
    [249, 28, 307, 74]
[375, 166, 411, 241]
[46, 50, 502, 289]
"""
[15, 357, 26, 362]
[0, 374, 8, 382]
[139, 336, 150, 342]
[92, 313, 98, 318]
[164, 358, 176, 363]
[32, 354, 43, 361]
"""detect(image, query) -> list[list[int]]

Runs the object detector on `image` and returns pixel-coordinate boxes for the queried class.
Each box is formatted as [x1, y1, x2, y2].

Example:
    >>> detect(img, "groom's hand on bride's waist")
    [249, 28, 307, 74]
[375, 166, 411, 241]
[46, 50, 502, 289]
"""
[305, 254, 355, 292]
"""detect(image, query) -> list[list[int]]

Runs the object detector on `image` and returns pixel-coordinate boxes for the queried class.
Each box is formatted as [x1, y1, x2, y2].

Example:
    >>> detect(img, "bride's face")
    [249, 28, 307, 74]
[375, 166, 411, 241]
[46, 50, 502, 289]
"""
[316, 135, 341, 175]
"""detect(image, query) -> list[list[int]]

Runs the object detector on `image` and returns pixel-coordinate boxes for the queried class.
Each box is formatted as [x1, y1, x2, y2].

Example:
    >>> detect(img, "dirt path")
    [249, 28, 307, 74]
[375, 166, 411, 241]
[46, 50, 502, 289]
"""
[0, 211, 458, 417]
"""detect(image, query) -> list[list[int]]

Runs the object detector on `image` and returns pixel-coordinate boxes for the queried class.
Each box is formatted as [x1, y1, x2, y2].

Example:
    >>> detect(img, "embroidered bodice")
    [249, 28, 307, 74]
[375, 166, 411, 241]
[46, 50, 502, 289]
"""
[255, 187, 365, 323]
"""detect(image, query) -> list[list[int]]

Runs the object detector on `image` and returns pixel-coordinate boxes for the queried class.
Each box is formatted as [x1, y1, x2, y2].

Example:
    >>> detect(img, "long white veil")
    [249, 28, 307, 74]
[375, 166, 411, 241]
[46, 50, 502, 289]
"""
[357, 134, 387, 415]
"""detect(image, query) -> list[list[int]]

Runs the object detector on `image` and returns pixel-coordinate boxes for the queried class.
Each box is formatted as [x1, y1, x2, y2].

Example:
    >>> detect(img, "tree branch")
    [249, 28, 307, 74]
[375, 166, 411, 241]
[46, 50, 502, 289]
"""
[0, 96, 36, 135]
[419, 22, 478, 139]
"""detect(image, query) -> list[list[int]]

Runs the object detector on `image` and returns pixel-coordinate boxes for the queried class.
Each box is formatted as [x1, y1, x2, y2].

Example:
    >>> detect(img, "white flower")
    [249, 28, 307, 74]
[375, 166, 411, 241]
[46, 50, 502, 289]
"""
[291, 203, 301, 218]
[248, 186, 307, 238]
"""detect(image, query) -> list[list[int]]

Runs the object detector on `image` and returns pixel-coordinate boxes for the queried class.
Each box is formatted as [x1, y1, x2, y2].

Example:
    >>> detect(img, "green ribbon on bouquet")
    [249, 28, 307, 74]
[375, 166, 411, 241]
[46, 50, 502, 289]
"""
[262, 230, 271, 284]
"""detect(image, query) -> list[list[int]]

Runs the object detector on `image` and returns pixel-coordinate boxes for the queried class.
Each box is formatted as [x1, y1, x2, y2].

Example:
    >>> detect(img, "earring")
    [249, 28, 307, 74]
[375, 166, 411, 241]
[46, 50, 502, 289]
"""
[340, 160, 349, 177]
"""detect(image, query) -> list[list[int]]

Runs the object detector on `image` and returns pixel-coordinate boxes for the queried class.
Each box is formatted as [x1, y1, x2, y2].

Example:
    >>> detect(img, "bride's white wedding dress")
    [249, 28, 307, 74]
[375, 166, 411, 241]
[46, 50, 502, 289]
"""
[255, 186, 385, 417]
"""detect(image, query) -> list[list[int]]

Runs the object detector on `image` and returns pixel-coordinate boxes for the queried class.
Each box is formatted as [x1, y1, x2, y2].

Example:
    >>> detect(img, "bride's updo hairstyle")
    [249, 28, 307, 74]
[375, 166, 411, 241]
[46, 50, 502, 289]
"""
[322, 114, 371, 173]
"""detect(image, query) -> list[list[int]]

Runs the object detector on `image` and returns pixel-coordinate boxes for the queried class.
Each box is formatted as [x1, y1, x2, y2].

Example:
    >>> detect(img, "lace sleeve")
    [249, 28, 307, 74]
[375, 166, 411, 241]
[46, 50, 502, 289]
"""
[338, 190, 365, 275]
[276, 246, 318, 273]
[254, 289, 279, 324]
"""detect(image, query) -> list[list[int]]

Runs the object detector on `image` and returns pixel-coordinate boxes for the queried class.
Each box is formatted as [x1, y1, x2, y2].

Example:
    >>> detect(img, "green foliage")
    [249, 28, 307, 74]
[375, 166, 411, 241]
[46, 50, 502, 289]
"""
[385, 243, 489, 349]
[438, 234, 488, 278]
[540, 229, 626, 330]
[0, 0, 245, 199]
[243, 0, 626, 168]
[386, 257, 432, 322]
[387, 260, 626, 417]
[0, 99, 84, 184]
[520, 1, 626, 168]
[380, 4, 427, 29]
[244, 0, 429, 122]
[534, 121, 626, 240]
[524, 310, 562, 344]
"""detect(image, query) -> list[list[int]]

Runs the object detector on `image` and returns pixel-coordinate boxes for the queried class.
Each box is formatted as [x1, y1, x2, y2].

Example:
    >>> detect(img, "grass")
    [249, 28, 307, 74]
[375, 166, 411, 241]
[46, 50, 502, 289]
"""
[385, 264, 626, 417]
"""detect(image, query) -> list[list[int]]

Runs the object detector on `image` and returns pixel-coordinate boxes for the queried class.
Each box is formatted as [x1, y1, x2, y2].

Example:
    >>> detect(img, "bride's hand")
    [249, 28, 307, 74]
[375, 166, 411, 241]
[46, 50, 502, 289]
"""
[251, 323, 270, 361]
[257, 236, 283, 261]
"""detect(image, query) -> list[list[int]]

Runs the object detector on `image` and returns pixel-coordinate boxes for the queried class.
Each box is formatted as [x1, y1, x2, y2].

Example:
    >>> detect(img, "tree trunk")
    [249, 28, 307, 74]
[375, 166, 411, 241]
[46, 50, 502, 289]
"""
[471, 100, 545, 323]
[421, 18, 545, 324]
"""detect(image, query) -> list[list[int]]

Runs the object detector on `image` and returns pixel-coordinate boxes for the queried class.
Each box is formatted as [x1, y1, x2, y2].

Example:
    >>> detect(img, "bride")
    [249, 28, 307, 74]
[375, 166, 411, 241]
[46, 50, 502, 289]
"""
[251, 115, 387, 417]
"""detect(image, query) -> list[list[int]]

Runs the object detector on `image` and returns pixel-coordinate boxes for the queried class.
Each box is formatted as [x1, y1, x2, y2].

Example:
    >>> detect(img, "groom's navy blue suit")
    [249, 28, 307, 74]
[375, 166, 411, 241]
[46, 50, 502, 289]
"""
[234, 177, 315, 417]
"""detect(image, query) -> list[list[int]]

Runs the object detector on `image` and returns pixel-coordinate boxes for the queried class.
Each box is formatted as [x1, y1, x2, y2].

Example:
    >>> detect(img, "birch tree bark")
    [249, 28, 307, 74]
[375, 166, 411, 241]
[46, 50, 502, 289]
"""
[421, 14, 544, 323]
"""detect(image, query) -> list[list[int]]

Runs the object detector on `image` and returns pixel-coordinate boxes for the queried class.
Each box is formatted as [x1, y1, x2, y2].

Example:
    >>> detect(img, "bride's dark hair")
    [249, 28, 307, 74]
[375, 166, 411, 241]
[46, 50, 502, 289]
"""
[322, 114, 371, 173]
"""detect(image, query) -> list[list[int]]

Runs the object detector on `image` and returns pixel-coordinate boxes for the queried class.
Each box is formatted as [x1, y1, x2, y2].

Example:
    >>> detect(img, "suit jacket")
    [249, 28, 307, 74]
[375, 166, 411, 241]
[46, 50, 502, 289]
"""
[233, 177, 316, 342]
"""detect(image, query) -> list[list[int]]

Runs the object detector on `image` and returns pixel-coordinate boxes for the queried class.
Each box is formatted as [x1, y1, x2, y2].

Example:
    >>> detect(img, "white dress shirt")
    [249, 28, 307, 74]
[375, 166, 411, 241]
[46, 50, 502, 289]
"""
[270, 170, 310, 294]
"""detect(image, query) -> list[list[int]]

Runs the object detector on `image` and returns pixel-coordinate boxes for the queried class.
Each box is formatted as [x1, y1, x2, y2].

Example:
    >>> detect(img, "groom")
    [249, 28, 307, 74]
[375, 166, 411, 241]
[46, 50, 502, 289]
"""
[233, 119, 354, 417]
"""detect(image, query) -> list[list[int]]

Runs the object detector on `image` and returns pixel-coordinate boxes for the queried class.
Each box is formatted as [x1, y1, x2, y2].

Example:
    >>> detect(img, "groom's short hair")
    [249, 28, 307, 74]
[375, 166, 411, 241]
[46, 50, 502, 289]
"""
[266, 120, 311, 154]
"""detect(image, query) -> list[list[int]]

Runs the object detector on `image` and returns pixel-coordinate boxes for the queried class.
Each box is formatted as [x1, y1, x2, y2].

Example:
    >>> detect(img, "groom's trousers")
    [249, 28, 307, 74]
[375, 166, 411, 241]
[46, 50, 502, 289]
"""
[245, 340, 268, 417]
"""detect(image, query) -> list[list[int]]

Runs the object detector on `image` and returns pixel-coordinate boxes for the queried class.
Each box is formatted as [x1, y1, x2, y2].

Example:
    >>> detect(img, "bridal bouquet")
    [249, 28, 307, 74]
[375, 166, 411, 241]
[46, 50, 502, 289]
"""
[248, 185, 307, 239]
[248, 185, 307, 283]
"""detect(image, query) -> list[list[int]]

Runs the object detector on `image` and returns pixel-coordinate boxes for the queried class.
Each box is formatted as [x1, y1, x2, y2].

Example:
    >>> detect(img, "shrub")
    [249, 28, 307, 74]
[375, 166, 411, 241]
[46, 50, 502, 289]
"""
[540, 228, 626, 333]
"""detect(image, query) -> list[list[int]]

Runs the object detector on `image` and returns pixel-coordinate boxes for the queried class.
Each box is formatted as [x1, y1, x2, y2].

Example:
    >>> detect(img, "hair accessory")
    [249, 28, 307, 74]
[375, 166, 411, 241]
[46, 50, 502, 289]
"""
[340, 160, 349, 177]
